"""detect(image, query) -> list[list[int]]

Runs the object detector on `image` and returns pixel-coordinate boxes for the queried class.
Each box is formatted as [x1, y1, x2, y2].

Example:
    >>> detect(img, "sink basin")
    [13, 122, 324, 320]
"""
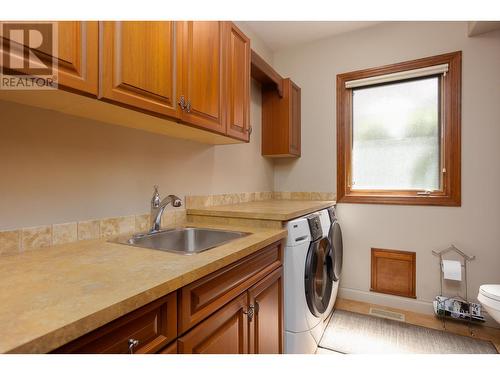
[114, 227, 250, 255]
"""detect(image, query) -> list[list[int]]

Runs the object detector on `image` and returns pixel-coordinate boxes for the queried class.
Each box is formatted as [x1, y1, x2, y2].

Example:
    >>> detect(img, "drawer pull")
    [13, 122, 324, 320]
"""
[128, 338, 140, 354]
[243, 304, 255, 322]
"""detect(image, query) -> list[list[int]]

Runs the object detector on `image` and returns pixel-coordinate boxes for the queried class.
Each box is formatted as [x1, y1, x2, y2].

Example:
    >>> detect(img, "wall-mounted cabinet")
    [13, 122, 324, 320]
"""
[225, 22, 251, 141]
[262, 78, 301, 157]
[101, 21, 177, 117]
[250, 50, 301, 157]
[0, 21, 99, 95]
[0, 21, 251, 145]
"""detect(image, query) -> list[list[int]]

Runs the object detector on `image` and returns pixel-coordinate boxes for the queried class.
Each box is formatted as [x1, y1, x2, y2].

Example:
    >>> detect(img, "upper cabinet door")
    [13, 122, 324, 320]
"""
[101, 21, 177, 118]
[57, 22, 99, 95]
[0, 21, 98, 95]
[176, 21, 225, 134]
[225, 22, 251, 142]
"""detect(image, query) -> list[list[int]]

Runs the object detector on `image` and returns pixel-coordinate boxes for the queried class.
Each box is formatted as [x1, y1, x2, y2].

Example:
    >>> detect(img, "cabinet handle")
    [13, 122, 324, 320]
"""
[243, 304, 255, 322]
[186, 100, 192, 113]
[128, 338, 140, 354]
[178, 96, 186, 110]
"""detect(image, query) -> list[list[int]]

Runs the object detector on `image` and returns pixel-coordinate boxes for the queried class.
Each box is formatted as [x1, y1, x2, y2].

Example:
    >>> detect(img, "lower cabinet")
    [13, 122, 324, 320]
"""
[248, 267, 283, 354]
[53, 292, 177, 354]
[178, 293, 249, 354]
[53, 240, 283, 354]
[177, 266, 283, 354]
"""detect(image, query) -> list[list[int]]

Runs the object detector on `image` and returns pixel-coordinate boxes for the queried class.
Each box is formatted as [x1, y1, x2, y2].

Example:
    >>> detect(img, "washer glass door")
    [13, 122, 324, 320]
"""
[304, 237, 333, 317]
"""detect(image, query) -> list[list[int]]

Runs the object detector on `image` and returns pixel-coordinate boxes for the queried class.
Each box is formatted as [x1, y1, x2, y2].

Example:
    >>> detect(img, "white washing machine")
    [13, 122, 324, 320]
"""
[284, 208, 342, 354]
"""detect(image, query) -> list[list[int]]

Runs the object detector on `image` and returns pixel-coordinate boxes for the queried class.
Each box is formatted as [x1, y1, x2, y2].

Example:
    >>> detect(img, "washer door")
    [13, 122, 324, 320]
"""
[304, 237, 334, 317]
[330, 220, 343, 281]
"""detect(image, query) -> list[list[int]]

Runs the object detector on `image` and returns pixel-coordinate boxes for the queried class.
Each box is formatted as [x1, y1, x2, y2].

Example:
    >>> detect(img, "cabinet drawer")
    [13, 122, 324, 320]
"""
[54, 292, 177, 354]
[178, 241, 282, 334]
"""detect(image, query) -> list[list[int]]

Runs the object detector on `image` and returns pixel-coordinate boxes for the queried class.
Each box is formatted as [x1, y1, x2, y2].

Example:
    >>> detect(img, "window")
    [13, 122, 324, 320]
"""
[336, 51, 461, 206]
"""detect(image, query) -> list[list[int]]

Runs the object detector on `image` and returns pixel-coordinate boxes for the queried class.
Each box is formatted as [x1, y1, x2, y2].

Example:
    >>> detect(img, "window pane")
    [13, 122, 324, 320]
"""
[352, 77, 440, 191]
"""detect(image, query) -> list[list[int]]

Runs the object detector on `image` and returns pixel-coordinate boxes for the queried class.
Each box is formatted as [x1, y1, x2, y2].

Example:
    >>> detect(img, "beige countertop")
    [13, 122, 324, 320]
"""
[187, 200, 336, 221]
[0, 222, 286, 354]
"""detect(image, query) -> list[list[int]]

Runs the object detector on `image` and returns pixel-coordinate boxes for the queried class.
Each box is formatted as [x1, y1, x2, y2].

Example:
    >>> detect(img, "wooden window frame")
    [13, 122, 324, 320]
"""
[336, 51, 461, 206]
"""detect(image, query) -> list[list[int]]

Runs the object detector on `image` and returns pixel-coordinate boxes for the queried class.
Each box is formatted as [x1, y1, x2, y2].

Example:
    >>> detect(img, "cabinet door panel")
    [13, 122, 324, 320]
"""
[248, 267, 283, 354]
[57, 22, 98, 95]
[178, 293, 248, 354]
[0, 21, 98, 94]
[225, 22, 250, 141]
[101, 21, 177, 117]
[177, 21, 225, 133]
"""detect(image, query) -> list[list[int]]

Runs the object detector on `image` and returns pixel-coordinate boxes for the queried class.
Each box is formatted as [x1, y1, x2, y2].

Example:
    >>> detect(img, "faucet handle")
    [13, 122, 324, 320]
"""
[151, 185, 161, 208]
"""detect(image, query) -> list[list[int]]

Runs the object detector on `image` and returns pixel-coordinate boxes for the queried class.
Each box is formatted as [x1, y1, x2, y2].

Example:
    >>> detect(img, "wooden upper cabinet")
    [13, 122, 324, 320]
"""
[262, 78, 301, 157]
[56, 22, 98, 95]
[176, 21, 225, 134]
[101, 21, 177, 117]
[0, 21, 98, 95]
[225, 22, 251, 142]
[248, 267, 283, 354]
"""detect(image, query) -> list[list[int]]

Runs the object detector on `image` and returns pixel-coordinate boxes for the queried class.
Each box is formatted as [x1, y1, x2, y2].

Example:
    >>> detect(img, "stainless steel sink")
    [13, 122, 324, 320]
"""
[113, 227, 250, 255]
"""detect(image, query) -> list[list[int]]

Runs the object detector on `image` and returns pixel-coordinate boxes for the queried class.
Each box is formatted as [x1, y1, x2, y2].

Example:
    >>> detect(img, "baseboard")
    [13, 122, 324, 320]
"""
[338, 287, 500, 329]
[338, 287, 434, 315]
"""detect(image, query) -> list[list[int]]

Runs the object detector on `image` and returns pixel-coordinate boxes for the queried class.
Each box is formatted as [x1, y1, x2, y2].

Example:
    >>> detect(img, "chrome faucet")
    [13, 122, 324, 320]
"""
[150, 185, 182, 233]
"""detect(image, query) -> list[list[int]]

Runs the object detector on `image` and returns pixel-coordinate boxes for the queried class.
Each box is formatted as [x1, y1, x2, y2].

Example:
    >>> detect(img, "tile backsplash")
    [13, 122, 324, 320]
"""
[0, 190, 335, 255]
[0, 210, 186, 256]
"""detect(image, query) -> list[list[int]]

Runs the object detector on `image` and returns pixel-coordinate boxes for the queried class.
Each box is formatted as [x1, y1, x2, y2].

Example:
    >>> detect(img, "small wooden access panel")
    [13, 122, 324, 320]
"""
[371, 248, 416, 298]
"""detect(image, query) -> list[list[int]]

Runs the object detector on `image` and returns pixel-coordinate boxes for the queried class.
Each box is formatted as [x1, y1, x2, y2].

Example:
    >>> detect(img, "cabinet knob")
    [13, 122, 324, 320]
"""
[178, 96, 186, 110]
[128, 338, 140, 354]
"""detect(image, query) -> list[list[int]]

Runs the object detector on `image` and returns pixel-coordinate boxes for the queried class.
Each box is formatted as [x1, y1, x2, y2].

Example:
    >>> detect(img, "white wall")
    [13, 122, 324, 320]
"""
[272, 22, 500, 312]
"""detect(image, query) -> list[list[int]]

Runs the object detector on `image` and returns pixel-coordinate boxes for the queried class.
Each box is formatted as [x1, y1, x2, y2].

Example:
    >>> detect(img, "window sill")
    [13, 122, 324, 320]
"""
[338, 192, 461, 207]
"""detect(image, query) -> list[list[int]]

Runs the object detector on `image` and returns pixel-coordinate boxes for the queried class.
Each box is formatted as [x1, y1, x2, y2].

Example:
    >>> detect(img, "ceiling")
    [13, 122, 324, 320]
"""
[242, 21, 383, 52]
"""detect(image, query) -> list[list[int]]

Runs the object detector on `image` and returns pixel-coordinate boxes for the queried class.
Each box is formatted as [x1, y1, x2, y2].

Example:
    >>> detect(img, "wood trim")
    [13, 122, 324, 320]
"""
[336, 51, 462, 206]
[371, 248, 416, 299]
[250, 49, 283, 97]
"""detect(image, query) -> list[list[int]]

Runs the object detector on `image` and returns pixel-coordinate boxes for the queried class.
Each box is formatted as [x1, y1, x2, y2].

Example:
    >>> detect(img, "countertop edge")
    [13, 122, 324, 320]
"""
[187, 200, 336, 221]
